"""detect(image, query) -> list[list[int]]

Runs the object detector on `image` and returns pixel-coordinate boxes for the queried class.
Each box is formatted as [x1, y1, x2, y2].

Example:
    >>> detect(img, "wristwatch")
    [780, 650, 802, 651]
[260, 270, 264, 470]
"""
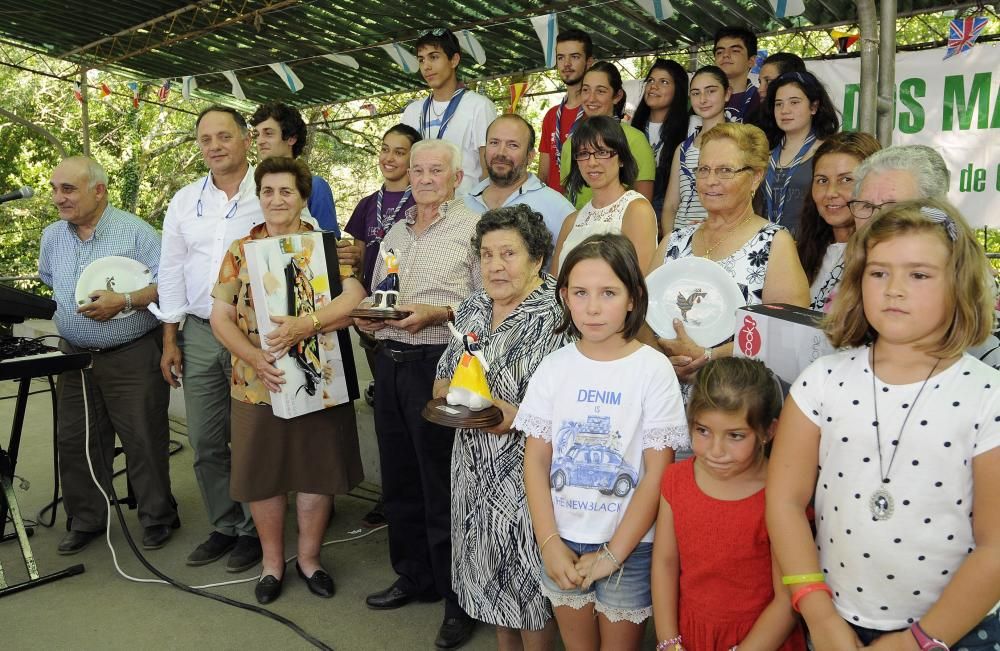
[910, 622, 949, 651]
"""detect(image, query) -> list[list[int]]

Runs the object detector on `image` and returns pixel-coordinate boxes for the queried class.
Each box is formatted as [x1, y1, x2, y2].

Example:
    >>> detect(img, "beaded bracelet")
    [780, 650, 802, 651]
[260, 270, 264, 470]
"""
[656, 635, 682, 651]
[790, 582, 833, 613]
[781, 572, 825, 585]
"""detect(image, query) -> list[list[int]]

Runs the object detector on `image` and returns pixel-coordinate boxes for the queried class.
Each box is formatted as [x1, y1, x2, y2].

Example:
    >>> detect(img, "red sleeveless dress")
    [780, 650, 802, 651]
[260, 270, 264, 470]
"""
[660, 459, 806, 650]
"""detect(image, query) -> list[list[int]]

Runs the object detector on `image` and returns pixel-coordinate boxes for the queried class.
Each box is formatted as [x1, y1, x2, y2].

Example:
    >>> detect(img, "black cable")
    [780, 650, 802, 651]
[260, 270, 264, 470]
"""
[82, 371, 332, 650]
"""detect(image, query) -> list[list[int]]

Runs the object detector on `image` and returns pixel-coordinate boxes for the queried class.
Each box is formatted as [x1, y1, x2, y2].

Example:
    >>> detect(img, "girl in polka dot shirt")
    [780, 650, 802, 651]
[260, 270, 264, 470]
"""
[767, 199, 1000, 651]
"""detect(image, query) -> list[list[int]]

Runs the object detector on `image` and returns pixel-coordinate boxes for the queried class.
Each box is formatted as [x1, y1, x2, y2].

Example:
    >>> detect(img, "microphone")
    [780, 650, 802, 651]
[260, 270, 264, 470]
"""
[0, 187, 34, 204]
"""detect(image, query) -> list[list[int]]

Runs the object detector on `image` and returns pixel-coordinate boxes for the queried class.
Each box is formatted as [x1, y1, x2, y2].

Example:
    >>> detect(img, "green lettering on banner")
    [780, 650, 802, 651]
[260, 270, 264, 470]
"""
[898, 78, 925, 134]
[942, 73, 993, 131]
[842, 83, 860, 131]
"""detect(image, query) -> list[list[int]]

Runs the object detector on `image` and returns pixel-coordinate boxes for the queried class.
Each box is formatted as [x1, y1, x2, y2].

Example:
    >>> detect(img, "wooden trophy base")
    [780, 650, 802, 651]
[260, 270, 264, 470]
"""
[422, 398, 503, 429]
[349, 308, 412, 320]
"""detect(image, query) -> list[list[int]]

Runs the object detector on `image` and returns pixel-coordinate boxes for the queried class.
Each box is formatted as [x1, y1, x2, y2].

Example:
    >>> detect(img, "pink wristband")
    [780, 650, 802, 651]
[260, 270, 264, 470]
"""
[790, 582, 832, 613]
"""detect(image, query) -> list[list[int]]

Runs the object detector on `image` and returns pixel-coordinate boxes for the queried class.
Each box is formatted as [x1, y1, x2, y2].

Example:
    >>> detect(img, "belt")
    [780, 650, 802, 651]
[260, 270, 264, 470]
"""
[79, 327, 159, 354]
[376, 342, 447, 363]
[187, 314, 211, 325]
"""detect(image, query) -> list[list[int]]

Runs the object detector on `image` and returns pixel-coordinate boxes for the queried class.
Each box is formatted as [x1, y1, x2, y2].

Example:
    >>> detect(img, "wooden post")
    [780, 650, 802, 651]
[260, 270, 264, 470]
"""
[79, 67, 90, 156]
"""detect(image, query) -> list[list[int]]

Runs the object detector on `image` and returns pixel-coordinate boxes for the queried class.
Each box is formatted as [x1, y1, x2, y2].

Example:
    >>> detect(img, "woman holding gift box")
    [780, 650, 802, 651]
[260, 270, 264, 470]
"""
[210, 156, 365, 605]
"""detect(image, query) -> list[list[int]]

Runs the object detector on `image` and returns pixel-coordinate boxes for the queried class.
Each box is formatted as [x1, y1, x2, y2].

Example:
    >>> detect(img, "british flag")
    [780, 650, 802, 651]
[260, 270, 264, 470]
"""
[943, 16, 988, 60]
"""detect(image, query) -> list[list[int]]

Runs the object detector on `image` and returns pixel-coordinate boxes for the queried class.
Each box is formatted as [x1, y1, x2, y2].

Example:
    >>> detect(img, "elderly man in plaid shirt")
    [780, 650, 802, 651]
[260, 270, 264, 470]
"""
[355, 138, 482, 649]
[39, 156, 177, 555]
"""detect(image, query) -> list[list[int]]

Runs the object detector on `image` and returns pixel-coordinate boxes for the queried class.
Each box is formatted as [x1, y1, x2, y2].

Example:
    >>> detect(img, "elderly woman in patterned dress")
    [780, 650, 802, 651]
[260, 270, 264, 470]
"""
[433, 204, 568, 650]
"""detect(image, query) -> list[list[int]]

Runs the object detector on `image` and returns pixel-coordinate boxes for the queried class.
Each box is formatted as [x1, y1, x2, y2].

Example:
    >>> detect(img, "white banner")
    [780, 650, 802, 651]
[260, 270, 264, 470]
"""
[809, 44, 1000, 227]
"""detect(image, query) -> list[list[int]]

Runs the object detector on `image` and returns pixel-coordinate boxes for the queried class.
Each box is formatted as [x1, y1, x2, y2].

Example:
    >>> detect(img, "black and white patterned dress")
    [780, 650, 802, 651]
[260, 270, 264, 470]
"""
[435, 275, 568, 630]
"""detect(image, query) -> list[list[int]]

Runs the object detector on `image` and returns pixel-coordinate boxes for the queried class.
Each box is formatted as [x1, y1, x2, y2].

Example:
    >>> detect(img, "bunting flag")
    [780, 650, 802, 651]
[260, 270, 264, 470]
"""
[126, 81, 140, 108]
[943, 16, 989, 60]
[508, 82, 529, 114]
[530, 14, 558, 67]
[381, 43, 419, 73]
[455, 30, 487, 65]
[768, 0, 805, 18]
[157, 79, 171, 101]
[268, 62, 305, 92]
[360, 102, 377, 116]
[751, 49, 768, 74]
[631, 0, 675, 21]
[73, 81, 83, 103]
[831, 30, 860, 53]
[182, 75, 198, 100]
[321, 108, 330, 121]
[221, 70, 247, 100]
[100, 83, 112, 101]
[322, 54, 360, 69]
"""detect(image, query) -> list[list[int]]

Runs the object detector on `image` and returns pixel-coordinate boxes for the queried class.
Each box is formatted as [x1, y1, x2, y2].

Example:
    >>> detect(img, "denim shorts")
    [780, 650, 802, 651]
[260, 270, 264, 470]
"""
[538, 539, 652, 624]
[850, 609, 999, 649]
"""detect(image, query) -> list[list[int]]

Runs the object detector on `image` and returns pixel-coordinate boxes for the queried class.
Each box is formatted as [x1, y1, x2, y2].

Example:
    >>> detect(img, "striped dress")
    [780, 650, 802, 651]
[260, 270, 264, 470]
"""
[435, 275, 569, 629]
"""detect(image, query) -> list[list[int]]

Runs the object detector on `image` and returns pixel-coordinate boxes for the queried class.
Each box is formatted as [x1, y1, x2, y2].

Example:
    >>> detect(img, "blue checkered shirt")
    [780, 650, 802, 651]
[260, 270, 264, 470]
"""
[39, 204, 161, 349]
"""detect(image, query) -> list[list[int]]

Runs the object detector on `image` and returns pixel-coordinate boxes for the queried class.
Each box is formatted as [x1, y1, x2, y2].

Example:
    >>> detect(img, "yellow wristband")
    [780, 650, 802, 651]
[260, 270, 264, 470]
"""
[310, 313, 322, 332]
[781, 572, 826, 586]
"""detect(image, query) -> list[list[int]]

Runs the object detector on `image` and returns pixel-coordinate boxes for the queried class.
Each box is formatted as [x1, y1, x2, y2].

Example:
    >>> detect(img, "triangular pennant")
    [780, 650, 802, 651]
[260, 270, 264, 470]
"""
[381, 43, 419, 74]
[944, 16, 989, 60]
[100, 83, 112, 101]
[221, 70, 247, 100]
[267, 62, 304, 92]
[454, 30, 487, 65]
[530, 14, 558, 67]
[126, 81, 140, 109]
[769, 0, 805, 18]
[73, 81, 83, 103]
[631, 0, 675, 21]
[751, 49, 768, 74]
[508, 82, 529, 114]
[831, 30, 860, 54]
[157, 79, 171, 102]
[322, 54, 360, 70]
[321, 108, 330, 121]
[360, 102, 377, 116]
[182, 76, 198, 100]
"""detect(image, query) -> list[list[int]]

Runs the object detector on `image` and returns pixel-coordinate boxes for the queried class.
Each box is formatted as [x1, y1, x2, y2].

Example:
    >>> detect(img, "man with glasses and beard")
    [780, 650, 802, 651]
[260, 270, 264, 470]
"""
[464, 114, 575, 242]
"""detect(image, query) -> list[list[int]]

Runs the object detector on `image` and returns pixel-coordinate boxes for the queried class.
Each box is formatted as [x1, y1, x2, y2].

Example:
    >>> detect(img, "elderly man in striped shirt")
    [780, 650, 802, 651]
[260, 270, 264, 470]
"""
[39, 156, 177, 555]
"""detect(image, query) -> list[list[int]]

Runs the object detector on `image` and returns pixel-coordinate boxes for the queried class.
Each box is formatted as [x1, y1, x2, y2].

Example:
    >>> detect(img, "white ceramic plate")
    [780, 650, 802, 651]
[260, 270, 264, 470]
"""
[645, 256, 744, 347]
[75, 256, 152, 319]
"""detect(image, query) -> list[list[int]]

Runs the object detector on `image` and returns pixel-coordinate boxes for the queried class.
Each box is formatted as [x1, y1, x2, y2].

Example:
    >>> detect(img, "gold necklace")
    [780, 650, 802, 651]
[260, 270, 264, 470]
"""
[700, 211, 755, 258]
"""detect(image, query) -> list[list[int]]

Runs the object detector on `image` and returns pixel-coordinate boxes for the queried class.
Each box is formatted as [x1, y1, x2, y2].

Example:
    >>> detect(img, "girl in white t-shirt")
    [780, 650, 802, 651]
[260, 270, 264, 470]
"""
[767, 199, 1000, 651]
[517, 233, 688, 650]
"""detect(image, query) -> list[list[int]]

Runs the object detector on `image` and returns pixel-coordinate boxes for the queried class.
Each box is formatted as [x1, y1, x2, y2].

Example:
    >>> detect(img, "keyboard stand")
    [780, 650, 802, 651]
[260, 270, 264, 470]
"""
[1, 376, 85, 598]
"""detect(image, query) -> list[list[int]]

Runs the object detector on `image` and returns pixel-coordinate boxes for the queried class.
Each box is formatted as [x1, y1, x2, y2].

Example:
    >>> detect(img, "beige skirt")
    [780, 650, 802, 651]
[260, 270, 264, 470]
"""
[230, 399, 364, 502]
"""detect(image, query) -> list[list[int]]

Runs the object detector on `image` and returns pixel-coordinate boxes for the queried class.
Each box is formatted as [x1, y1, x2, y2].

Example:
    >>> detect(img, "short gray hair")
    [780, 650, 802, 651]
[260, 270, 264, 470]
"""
[409, 139, 463, 176]
[63, 155, 109, 191]
[853, 145, 949, 199]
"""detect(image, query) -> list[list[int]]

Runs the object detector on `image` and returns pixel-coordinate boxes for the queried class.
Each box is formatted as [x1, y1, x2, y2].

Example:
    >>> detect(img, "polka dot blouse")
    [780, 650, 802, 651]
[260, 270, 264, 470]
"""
[790, 347, 1000, 630]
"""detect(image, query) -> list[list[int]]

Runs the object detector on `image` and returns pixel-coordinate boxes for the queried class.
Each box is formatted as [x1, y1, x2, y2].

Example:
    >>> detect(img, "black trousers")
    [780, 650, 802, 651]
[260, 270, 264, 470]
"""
[374, 341, 463, 617]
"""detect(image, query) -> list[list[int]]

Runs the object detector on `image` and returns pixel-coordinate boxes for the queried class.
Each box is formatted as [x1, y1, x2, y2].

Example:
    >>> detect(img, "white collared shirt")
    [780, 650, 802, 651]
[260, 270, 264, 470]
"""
[151, 165, 262, 322]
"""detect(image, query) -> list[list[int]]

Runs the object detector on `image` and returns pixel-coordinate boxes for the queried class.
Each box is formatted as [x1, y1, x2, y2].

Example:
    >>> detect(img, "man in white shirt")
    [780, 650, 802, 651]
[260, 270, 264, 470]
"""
[154, 106, 262, 573]
[401, 28, 497, 197]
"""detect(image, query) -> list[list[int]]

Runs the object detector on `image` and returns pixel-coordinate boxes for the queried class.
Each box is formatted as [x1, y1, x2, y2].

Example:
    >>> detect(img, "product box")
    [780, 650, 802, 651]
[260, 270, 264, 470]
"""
[733, 303, 836, 393]
[244, 231, 359, 419]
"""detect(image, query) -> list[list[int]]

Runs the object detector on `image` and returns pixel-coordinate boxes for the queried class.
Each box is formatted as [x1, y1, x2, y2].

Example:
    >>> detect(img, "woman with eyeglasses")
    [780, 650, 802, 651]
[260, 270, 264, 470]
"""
[795, 132, 881, 312]
[551, 115, 658, 275]
[630, 59, 690, 225]
[646, 123, 809, 385]
[558, 61, 656, 210]
[660, 66, 730, 235]
[759, 71, 840, 237]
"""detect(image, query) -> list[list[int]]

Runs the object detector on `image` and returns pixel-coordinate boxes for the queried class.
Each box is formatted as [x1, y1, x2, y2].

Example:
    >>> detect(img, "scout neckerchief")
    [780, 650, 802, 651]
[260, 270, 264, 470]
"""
[764, 129, 816, 223]
[645, 122, 663, 161]
[420, 88, 466, 139]
[678, 127, 702, 216]
[553, 97, 584, 169]
[370, 185, 412, 245]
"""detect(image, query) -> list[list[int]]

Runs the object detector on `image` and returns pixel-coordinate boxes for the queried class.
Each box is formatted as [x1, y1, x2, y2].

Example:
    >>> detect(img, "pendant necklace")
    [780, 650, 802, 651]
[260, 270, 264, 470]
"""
[868, 348, 940, 521]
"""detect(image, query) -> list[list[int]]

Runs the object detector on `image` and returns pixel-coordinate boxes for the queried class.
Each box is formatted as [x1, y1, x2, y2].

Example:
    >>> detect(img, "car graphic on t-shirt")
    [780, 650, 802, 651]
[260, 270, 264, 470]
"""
[550, 443, 639, 498]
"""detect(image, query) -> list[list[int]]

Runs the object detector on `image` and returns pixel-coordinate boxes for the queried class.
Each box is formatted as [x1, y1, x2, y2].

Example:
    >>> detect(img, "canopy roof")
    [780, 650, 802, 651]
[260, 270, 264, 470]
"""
[0, 0, 973, 107]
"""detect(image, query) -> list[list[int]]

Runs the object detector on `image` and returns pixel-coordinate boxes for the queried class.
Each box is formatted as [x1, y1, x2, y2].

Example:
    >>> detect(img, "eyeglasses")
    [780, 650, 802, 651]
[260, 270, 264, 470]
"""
[847, 200, 896, 220]
[573, 149, 618, 161]
[693, 166, 752, 180]
[643, 78, 672, 88]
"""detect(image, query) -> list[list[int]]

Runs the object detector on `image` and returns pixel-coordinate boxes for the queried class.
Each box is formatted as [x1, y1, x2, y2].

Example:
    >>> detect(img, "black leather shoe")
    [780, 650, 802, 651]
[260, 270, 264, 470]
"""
[142, 525, 173, 550]
[296, 562, 335, 598]
[57, 530, 101, 555]
[254, 574, 283, 605]
[365, 584, 414, 610]
[435, 615, 475, 649]
[226, 535, 262, 573]
[186, 532, 237, 566]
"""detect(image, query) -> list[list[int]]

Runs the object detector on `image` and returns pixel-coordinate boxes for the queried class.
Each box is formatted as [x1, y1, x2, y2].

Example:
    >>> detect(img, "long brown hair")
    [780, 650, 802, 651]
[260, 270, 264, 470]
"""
[797, 132, 881, 283]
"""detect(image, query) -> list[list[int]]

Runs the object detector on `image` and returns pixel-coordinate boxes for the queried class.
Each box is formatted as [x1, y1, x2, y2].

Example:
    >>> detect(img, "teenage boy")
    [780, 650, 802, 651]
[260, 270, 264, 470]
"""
[713, 25, 760, 123]
[401, 28, 497, 197]
[538, 29, 594, 194]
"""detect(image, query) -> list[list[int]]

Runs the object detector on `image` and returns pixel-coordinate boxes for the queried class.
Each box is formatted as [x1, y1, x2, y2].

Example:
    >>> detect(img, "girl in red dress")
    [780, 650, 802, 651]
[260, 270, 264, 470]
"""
[651, 357, 806, 651]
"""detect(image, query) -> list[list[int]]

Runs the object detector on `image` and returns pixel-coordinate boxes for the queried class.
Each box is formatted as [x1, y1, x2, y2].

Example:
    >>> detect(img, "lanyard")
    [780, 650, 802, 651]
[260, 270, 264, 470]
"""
[370, 186, 412, 245]
[764, 130, 816, 223]
[553, 98, 583, 169]
[420, 88, 466, 140]
[195, 175, 240, 220]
